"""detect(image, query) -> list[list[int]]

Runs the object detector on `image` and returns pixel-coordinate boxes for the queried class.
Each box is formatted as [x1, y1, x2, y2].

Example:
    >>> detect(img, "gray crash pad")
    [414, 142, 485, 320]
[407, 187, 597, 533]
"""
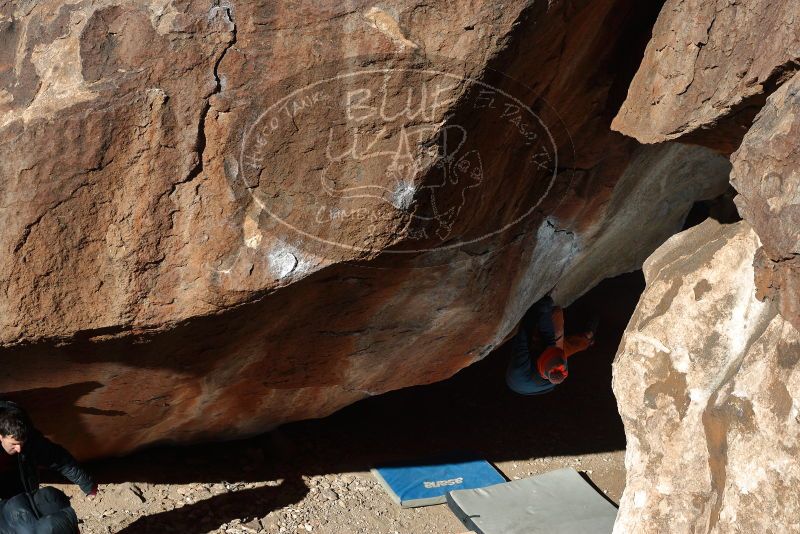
[446, 467, 617, 534]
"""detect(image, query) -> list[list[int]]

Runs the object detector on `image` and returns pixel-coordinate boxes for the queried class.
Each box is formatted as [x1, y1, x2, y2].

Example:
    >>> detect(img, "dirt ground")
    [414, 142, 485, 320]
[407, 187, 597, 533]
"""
[50, 273, 643, 534]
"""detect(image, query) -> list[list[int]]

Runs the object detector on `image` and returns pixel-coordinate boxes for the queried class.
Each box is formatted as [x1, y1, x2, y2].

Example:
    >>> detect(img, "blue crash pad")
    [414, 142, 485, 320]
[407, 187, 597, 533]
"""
[372, 459, 506, 508]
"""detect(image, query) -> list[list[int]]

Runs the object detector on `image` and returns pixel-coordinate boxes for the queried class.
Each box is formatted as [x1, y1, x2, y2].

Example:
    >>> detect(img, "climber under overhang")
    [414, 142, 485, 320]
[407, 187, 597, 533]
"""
[505, 296, 598, 395]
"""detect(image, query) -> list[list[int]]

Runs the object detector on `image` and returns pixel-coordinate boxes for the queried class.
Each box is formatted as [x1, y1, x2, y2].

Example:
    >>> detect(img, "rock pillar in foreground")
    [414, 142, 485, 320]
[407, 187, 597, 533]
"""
[613, 220, 800, 533]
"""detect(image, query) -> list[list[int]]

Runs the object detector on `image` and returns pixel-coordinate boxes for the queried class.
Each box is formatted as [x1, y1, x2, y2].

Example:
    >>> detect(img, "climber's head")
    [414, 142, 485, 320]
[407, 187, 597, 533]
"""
[537, 346, 568, 385]
[0, 406, 30, 455]
[545, 363, 568, 384]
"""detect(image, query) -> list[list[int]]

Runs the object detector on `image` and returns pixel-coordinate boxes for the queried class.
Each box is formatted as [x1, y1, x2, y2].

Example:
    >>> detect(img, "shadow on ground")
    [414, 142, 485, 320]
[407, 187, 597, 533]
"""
[115, 482, 308, 534]
[45, 272, 644, 529]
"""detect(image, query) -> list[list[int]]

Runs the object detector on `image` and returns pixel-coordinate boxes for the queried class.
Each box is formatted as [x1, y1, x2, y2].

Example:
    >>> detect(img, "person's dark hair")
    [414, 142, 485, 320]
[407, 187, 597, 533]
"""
[0, 406, 31, 442]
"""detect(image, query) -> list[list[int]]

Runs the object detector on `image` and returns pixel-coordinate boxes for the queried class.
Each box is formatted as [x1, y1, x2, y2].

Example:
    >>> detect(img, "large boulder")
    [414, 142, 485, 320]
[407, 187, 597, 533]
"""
[730, 71, 800, 332]
[613, 219, 800, 533]
[611, 0, 800, 154]
[0, 0, 727, 457]
[612, 0, 800, 332]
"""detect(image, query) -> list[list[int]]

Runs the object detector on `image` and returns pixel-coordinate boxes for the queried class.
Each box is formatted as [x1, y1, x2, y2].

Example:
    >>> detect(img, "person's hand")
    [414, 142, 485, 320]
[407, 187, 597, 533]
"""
[86, 483, 99, 500]
[585, 316, 599, 345]
[585, 331, 596, 346]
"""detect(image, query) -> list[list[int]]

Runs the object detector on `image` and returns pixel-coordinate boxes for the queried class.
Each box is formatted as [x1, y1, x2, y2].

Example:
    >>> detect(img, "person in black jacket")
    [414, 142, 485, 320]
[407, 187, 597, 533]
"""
[0, 401, 97, 516]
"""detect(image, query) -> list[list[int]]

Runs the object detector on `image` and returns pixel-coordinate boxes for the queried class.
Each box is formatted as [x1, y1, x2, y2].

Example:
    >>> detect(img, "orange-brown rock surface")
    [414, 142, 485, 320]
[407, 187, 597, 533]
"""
[0, 0, 733, 459]
[730, 72, 800, 332]
[613, 0, 799, 331]
[612, 0, 800, 154]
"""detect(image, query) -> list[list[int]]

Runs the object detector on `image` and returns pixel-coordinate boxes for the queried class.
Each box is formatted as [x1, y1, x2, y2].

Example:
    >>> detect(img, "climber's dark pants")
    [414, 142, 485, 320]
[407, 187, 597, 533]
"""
[519, 296, 591, 357]
[520, 296, 558, 347]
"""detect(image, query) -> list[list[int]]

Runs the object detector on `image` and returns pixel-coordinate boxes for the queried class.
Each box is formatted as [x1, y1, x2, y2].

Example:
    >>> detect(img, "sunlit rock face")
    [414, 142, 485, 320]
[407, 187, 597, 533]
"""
[730, 72, 800, 333]
[604, 3, 800, 532]
[611, 0, 800, 154]
[0, 0, 731, 458]
[611, 0, 800, 332]
[613, 220, 800, 534]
